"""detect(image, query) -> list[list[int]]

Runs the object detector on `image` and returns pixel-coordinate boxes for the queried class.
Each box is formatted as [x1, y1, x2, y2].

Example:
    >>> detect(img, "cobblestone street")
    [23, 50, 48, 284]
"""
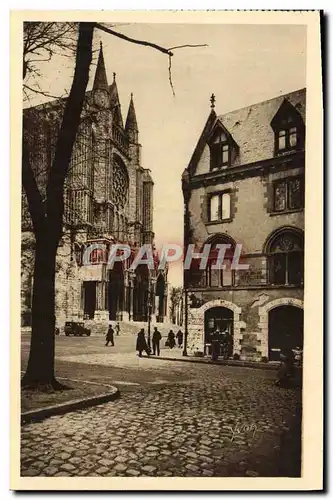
[21, 341, 302, 477]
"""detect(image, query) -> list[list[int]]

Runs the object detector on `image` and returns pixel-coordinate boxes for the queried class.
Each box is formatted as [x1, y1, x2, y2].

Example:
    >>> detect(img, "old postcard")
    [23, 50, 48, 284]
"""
[11, 10, 323, 490]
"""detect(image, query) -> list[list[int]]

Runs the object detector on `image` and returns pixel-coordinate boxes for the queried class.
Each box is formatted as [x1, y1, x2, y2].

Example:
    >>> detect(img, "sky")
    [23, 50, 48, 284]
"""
[25, 23, 307, 286]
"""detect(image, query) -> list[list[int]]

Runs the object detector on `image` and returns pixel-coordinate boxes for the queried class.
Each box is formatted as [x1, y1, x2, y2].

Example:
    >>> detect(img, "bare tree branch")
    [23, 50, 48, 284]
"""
[23, 84, 61, 100]
[168, 55, 175, 97]
[95, 22, 174, 56]
[168, 44, 208, 51]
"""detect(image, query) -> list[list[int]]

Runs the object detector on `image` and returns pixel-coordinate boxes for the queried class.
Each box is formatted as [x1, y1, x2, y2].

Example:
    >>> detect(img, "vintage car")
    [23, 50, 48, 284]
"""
[64, 321, 91, 337]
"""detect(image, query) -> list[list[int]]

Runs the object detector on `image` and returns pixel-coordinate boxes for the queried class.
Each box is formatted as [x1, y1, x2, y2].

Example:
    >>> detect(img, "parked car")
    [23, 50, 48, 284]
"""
[64, 321, 91, 337]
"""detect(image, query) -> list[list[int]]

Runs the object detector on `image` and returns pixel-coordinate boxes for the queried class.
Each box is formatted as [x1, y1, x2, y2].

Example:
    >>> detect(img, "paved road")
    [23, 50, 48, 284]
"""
[21, 335, 301, 477]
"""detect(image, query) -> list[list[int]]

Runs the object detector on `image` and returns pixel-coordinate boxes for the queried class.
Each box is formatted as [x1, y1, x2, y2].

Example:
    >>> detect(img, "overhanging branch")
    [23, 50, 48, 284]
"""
[95, 22, 173, 56]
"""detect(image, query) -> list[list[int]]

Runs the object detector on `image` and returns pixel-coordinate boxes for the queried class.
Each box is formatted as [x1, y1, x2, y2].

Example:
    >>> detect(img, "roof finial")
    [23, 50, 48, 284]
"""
[210, 93, 216, 109]
[113, 72, 116, 82]
[100, 41, 103, 49]
[130, 92, 133, 99]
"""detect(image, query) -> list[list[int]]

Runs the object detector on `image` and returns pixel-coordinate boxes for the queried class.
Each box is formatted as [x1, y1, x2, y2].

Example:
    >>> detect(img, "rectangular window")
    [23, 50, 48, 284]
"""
[210, 195, 220, 221]
[278, 130, 286, 150]
[289, 127, 297, 147]
[288, 177, 302, 209]
[274, 181, 287, 212]
[222, 144, 229, 165]
[277, 126, 298, 152]
[273, 177, 303, 212]
[209, 192, 231, 222]
[210, 141, 230, 170]
[221, 193, 231, 220]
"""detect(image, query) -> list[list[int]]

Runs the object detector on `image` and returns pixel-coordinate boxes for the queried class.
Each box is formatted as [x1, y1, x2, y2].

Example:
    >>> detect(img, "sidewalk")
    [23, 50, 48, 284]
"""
[145, 347, 281, 371]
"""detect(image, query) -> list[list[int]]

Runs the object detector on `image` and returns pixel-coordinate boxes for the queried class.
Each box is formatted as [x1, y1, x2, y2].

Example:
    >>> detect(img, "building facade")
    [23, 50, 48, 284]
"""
[183, 89, 305, 361]
[21, 44, 168, 331]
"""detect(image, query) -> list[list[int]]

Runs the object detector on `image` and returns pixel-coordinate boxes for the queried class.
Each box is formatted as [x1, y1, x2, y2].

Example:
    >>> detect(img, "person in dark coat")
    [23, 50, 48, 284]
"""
[167, 330, 176, 349]
[210, 329, 220, 361]
[176, 329, 183, 348]
[152, 327, 162, 356]
[115, 322, 120, 336]
[136, 328, 150, 357]
[105, 324, 115, 346]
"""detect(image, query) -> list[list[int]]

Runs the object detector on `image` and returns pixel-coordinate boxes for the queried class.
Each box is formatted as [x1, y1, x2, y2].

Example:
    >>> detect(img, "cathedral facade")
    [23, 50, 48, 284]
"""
[21, 44, 168, 332]
[183, 89, 305, 361]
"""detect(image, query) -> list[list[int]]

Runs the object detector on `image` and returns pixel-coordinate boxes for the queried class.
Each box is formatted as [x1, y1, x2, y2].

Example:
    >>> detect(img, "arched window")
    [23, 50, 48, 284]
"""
[266, 228, 304, 285]
[112, 155, 129, 209]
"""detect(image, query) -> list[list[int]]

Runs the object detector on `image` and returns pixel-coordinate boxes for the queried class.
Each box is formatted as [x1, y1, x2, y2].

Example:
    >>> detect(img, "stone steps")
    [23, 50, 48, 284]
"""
[83, 320, 178, 337]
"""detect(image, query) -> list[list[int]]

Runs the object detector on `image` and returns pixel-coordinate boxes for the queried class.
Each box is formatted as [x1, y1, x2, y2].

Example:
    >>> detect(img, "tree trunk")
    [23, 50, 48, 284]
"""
[21, 234, 61, 388]
[21, 23, 94, 389]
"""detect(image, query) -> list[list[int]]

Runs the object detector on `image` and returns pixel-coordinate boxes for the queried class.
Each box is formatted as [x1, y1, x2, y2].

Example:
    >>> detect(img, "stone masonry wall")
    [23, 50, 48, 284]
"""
[188, 171, 304, 254]
[187, 287, 303, 360]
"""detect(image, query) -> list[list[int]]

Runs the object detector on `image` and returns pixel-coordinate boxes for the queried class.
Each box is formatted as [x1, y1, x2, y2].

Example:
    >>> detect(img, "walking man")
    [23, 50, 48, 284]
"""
[115, 322, 120, 336]
[136, 328, 150, 357]
[152, 327, 162, 356]
[105, 323, 115, 346]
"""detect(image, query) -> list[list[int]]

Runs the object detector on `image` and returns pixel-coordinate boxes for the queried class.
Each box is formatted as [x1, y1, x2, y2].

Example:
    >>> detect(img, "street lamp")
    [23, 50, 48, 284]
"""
[182, 168, 191, 357]
[147, 278, 154, 351]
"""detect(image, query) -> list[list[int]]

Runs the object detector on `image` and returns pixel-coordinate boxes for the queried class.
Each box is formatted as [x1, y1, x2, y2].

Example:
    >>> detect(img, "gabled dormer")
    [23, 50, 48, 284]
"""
[207, 121, 239, 171]
[271, 98, 305, 156]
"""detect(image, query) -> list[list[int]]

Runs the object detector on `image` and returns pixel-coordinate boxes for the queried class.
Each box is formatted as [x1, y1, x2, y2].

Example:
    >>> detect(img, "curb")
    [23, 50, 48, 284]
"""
[143, 354, 288, 371]
[21, 386, 120, 425]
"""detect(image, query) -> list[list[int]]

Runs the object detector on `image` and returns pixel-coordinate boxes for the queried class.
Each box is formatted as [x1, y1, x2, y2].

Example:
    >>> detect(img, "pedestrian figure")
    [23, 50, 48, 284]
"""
[166, 330, 176, 349]
[152, 327, 162, 356]
[136, 328, 150, 357]
[211, 329, 220, 361]
[115, 322, 120, 336]
[275, 348, 295, 388]
[221, 328, 230, 359]
[176, 329, 183, 348]
[105, 324, 115, 346]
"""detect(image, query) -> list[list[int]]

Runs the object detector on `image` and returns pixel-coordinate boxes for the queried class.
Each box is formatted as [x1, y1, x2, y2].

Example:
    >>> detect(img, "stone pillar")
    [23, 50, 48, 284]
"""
[127, 271, 135, 321]
[154, 295, 160, 319]
[121, 285, 129, 322]
[94, 281, 109, 322]
[150, 277, 157, 324]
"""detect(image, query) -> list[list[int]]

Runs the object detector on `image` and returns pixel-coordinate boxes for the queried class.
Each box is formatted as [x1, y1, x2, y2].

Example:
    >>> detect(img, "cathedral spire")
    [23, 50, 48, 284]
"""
[125, 93, 139, 133]
[93, 42, 109, 92]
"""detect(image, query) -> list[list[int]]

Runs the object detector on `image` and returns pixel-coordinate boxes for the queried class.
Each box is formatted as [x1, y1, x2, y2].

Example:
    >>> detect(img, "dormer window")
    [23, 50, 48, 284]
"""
[208, 124, 238, 171]
[271, 99, 305, 156]
[278, 126, 298, 151]
[210, 131, 230, 170]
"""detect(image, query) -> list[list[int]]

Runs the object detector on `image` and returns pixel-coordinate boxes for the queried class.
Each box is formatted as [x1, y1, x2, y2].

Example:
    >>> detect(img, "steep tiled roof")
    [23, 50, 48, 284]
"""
[215, 88, 306, 166]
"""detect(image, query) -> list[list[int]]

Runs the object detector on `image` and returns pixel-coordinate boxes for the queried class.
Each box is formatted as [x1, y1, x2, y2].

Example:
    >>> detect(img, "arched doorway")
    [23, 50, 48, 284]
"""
[108, 263, 124, 321]
[156, 274, 166, 323]
[268, 305, 303, 361]
[204, 306, 234, 357]
[133, 265, 149, 322]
